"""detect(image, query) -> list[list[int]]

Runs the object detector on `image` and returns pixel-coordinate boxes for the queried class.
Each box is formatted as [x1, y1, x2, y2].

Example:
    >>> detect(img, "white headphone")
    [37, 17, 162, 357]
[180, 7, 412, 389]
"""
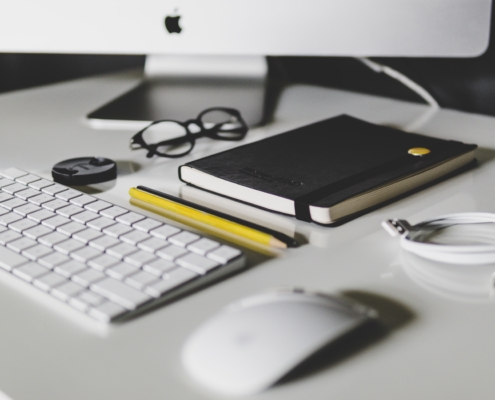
[382, 213, 495, 265]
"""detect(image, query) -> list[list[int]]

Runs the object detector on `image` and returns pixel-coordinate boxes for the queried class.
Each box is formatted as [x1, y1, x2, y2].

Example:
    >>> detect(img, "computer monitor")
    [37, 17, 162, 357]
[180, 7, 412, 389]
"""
[0, 0, 491, 126]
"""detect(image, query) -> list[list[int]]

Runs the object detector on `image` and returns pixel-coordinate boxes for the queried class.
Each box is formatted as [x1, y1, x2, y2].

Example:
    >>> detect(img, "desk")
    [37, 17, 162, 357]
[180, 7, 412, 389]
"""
[0, 71, 495, 400]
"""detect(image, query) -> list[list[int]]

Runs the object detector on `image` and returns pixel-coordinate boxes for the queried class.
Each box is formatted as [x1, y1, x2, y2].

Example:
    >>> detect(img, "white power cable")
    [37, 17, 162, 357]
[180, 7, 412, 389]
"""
[356, 57, 440, 109]
[383, 213, 495, 265]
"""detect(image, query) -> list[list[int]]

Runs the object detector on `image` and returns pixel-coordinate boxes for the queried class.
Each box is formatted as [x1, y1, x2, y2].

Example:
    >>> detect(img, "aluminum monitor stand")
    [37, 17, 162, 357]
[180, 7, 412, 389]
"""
[87, 55, 269, 129]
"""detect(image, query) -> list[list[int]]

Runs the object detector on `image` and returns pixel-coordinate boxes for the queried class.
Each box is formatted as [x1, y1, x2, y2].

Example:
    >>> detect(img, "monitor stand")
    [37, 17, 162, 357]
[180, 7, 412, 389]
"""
[86, 55, 269, 129]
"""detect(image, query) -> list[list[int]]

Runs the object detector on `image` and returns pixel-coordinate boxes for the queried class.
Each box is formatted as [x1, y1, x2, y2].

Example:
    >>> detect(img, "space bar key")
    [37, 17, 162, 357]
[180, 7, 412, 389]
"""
[90, 278, 152, 310]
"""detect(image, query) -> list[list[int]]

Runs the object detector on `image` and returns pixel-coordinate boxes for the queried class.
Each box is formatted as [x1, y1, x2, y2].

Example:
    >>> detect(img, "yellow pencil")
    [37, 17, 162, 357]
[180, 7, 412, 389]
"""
[129, 187, 287, 249]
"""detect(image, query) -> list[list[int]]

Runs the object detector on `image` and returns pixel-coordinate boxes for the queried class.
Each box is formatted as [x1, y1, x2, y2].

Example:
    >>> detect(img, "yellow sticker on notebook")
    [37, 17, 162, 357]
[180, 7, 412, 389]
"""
[408, 147, 431, 156]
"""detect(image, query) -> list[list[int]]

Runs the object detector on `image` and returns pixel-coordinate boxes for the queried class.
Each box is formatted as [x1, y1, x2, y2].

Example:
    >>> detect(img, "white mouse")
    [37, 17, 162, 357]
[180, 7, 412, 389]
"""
[181, 288, 377, 396]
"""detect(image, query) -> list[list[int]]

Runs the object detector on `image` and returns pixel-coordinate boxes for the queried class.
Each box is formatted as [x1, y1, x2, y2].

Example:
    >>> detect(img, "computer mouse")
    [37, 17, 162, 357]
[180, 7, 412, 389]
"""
[181, 288, 377, 396]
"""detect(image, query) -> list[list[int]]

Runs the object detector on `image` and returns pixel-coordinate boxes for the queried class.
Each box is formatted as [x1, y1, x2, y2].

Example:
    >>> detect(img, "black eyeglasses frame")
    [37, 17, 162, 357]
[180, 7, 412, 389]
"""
[129, 107, 248, 158]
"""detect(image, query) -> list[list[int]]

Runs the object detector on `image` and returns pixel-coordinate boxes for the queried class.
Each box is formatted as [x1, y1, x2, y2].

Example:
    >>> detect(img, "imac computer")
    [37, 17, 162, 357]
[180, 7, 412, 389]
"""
[0, 0, 491, 127]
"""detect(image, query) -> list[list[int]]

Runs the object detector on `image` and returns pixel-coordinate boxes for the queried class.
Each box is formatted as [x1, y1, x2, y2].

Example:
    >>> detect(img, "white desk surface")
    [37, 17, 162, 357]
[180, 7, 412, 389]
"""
[0, 71, 495, 400]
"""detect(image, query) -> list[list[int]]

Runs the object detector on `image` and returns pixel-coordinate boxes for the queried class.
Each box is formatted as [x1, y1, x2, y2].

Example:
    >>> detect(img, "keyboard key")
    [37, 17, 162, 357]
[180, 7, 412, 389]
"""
[36, 250, 70, 268]
[106, 263, 139, 280]
[106, 243, 138, 259]
[29, 179, 55, 190]
[72, 228, 103, 244]
[89, 235, 120, 251]
[70, 290, 105, 311]
[42, 199, 70, 212]
[176, 253, 220, 274]
[156, 244, 188, 261]
[124, 250, 157, 267]
[72, 269, 106, 287]
[2, 183, 29, 194]
[54, 260, 87, 277]
[0, 178, 15, 189]
[56, 205, 84, 218]
[84, 200, 111, 213]
[70, 194, 97, 207]
[102, 223, 133, 238]
[168, 231, 200, 247]
[27, 209, 56, 222]
[143, 258, 176, 276]
[37, 252, 70, 268]
[120, 230, 150, 245]
[42, 184, 68, 196]
[79, 290, 105, 306]
[7, 237, 37, 252]
[0, 167, 28, 180]
[51, 281, 85, 301]
[0, 192, 14, 203]
[0, 212, 23, 226]
[39, 232, 67, 247]
[16, 174, 41, 185]
[0, 245, 29, 271]
[57, 221, 86, 236]
[42, 215, 71, 230]
[87, 217, 116, 231]
[116, 212, 145, 225]
[56, 189, 82, 201]
[0, 230, 23, 245]
[13, 262, 49, 282]
[8, 218, 37, 233]
[137, 237, 168, 253]
[22, 244, 54, 261]
[125, 271, 158, 290]
[207, 245, 242, 264]
[70, 246, 102, 262]
[53, 239, 85, 255]
[187, 238, 220, 255]
[68, 297, 90, 312]
[144, 268, 197, 298]
[133, 218, 163, 233]
[91, 277, 151, 310]
[88, 301, 127, 322]
[33, 272, 67, 291]
[100, 206, 128, 219]
[150, 224, 181, 240]
[24, 225, 52, 239]
[87, 254, 119, 271]
[71, 210, 100, 224]
[15, 188, 41, 200]
[28, 193, 55, 206]
[13, 203, 41, 216]
[0, 198, 28, 210]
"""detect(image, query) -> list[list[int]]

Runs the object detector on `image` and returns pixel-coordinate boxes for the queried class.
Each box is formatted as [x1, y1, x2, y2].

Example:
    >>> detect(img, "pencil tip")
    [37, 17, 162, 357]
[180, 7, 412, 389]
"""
[270, 238, 288, 249]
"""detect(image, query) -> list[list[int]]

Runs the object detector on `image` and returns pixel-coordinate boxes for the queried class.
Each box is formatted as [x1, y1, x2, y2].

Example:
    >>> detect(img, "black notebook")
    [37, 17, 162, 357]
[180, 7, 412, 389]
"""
[179, 115, 477, 225]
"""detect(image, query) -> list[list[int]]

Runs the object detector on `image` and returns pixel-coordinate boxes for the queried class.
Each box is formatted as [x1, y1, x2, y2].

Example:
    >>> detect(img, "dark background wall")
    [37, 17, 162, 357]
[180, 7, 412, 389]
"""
[1, 7, 494, 116]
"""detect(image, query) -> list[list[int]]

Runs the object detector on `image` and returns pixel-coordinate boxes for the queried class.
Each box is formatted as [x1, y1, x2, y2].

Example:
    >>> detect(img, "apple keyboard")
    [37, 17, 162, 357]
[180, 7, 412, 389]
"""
[0, 168, 245, 323]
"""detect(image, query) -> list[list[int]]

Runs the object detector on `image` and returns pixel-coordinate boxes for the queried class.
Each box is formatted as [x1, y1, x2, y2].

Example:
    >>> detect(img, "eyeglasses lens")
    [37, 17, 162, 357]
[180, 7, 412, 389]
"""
[142, 121, 192, 156]
[200, 109, 244, 139]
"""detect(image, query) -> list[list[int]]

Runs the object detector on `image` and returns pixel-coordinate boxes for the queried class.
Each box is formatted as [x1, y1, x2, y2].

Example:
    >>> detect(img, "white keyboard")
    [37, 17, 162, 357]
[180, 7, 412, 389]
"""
[0, 168, 245, 323]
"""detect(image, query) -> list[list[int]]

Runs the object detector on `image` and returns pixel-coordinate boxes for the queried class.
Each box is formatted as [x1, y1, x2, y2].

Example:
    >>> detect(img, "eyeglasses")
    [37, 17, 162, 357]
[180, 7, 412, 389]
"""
[130, 107, 248, 158]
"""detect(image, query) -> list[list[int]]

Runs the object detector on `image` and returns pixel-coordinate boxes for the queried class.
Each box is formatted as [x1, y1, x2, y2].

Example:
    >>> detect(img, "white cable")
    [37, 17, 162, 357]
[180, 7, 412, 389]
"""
[356, 57, 440, 109]
[382, 213, 495, 265]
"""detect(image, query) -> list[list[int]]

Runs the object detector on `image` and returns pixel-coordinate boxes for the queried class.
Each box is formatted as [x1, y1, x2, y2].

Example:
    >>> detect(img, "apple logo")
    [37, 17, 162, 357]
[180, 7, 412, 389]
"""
[165, 13, 182, 34]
